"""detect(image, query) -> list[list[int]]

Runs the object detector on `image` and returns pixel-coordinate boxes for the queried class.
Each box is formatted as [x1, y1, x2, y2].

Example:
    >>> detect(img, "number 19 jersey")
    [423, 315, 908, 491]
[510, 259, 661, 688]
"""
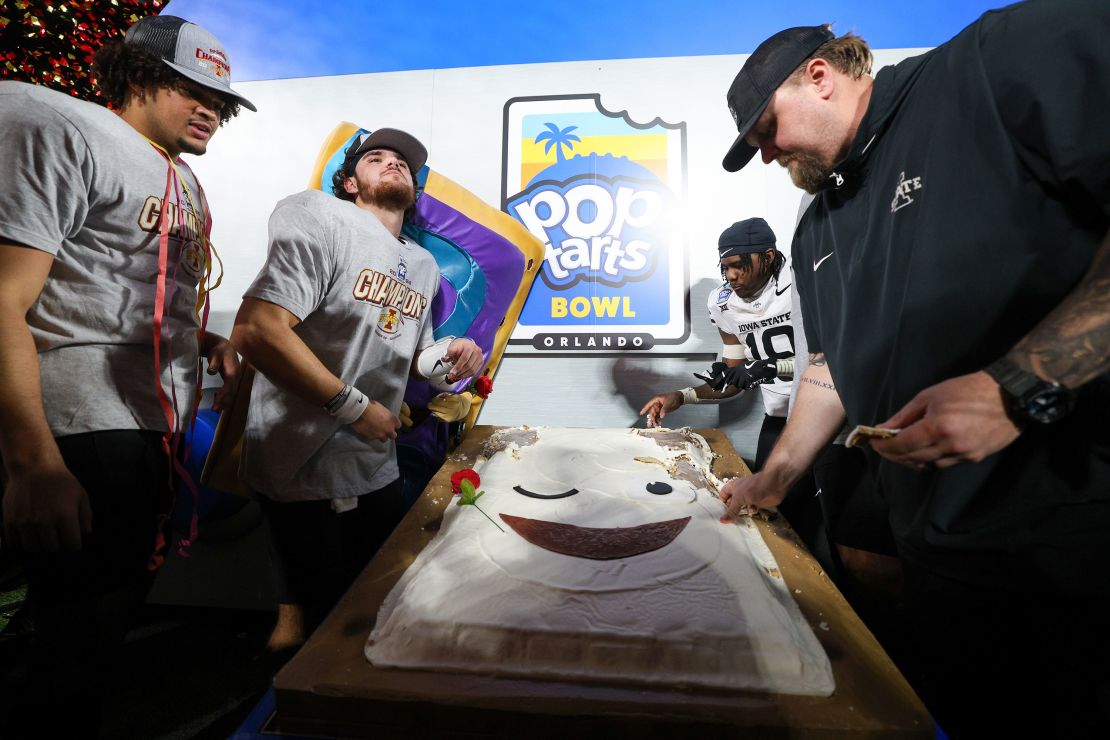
[707, 271, 794, 417]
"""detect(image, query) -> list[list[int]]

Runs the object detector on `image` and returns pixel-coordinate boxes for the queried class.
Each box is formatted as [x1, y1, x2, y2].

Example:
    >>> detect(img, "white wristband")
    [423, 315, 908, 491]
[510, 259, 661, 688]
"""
[722, 343, 747, 360]
[331, 386, 369, 425]
[680, 387, 699, 405]
[776, 357, 795, 379]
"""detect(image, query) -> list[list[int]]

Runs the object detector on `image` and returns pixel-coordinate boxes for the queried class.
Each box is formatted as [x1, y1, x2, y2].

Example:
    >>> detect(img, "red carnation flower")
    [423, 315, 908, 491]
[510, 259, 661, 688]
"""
[450, 468, 481, 494]
[472, 375, 493, 399]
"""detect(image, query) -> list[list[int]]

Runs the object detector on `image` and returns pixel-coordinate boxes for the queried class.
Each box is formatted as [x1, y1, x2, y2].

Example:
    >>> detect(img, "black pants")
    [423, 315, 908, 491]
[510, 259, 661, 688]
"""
[5, 429, 173, 739]
[260, 478, 407, 632]
[812, 444, 897, 555]
[753, 413, 785, 472]
[904, 563, 1110, 739]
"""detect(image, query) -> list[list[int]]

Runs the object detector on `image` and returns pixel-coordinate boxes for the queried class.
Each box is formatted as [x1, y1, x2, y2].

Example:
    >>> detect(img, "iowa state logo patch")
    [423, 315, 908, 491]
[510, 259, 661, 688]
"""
[377, 306, 401, 337]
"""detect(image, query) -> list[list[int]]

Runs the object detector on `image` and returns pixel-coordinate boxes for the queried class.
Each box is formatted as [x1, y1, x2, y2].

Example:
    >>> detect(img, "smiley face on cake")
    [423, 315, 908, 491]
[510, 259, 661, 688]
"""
[366, 426, 835, 696]
[472, 427, 726, 592]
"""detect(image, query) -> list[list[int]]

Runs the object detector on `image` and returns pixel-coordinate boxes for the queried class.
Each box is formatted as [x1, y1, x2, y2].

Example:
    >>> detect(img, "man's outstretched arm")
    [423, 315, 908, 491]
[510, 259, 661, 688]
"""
[639, 329, 748, 427]
[719, 353, 845, 519]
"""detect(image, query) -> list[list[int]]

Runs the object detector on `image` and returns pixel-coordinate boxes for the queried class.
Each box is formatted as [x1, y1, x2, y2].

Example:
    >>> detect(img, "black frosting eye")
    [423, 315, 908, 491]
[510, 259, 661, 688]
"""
[646, 482, 672, 495]
[513, 485, 579, 500]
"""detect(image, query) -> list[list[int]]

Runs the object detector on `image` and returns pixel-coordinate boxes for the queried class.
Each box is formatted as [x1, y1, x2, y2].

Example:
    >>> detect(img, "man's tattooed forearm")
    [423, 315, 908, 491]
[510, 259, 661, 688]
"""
[808, 352, 827, 367]
[1013, 232, 1110, 388]
[801, 376, 835, 390]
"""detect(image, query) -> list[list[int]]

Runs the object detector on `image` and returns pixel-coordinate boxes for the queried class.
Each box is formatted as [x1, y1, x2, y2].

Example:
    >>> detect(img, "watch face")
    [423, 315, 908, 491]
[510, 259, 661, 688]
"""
[1024, 387, 1075, 424]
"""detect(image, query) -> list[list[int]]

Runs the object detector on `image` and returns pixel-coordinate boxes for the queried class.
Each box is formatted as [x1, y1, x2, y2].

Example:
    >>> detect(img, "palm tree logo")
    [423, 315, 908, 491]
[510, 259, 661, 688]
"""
[534, 123, 581, 163]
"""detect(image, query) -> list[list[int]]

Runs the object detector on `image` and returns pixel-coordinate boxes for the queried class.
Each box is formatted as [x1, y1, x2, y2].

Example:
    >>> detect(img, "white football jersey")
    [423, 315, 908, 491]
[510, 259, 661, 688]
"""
[706, 266, 794, 417]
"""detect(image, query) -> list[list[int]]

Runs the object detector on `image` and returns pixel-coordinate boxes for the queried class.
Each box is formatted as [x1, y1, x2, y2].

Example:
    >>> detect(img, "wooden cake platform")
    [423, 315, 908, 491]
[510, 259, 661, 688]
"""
[269, 426, 932, 738]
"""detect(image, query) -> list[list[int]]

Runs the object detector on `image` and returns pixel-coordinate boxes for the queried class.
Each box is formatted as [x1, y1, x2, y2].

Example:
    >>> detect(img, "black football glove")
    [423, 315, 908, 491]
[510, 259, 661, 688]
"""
[694, 359, 778, 392]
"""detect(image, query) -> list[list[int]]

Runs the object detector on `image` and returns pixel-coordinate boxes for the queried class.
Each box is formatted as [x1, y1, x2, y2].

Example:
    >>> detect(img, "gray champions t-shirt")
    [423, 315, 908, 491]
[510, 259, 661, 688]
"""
[0, 82, 207, 435]
[241, 190, 439, 501]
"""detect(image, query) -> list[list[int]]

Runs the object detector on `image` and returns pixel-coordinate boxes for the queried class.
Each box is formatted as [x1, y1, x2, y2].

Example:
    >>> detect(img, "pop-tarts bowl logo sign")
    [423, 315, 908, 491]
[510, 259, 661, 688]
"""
[502, 95, 688, 353]
[515, 164, 664, 292]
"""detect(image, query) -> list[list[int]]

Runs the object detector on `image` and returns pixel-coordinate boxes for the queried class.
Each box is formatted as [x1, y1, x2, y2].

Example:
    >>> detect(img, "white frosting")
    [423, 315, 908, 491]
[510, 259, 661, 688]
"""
[366, 427, 834, 696]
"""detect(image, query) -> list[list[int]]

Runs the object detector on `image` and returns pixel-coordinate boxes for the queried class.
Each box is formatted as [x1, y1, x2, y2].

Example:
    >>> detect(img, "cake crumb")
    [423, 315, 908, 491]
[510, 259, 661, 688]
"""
[638, 427, 689, 450]
[671, 457, 712, 492]
[480, 427, 539, 457]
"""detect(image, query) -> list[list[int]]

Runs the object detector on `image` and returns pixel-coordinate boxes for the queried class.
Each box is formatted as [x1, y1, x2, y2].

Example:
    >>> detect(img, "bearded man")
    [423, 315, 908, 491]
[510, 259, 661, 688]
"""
[718, 3, 1110, 735]
[231, 129, 482, 645]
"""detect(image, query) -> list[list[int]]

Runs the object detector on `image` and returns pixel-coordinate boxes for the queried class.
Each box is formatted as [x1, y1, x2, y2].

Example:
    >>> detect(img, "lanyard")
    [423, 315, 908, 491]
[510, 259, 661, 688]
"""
[143, 139, 222, 568]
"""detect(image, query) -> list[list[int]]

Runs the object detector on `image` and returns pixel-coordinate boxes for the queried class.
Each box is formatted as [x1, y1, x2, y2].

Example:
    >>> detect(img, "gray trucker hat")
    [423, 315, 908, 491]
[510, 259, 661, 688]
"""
[124, 15, 257, 112]
[347, 128, 429, 174]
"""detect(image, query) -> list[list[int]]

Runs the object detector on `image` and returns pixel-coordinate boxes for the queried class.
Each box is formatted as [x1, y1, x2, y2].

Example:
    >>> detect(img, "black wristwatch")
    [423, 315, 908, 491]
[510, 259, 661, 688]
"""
[984, 356, 1075, 425]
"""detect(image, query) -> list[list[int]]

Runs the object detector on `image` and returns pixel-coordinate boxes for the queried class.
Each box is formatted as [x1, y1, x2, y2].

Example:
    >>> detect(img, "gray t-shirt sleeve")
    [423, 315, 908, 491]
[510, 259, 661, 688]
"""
[0, 92, 92, 254]
[416, 264, 439, 352]
[245, 200, 335, 320]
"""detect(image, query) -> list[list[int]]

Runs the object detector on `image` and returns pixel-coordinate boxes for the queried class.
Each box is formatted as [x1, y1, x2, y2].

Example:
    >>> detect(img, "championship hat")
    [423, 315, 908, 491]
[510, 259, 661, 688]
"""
[124, 15, 257, 112]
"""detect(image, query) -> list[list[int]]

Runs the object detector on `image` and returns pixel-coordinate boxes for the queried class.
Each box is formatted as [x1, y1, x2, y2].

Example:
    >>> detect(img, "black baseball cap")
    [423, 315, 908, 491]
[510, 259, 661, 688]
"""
[722, 25, 834, 172]
[346, 128, 428, 174]
[718, 218, 777, 260]
[124, 15, 256, 112]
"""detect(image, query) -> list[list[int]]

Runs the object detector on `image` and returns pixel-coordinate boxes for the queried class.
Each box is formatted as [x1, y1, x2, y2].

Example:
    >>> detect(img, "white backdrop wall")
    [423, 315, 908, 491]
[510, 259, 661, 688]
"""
[188, 48, 922, 463]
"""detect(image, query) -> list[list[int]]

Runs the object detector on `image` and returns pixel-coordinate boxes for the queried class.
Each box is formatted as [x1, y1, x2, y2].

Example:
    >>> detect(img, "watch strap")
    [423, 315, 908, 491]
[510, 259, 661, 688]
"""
[985, 356, 1074, 424]
[984, 357, 1041, 399]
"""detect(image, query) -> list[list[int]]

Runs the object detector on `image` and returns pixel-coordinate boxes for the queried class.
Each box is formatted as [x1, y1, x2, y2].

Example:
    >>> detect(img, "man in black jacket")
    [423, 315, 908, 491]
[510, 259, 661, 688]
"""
[716, 2, 1110, 736]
